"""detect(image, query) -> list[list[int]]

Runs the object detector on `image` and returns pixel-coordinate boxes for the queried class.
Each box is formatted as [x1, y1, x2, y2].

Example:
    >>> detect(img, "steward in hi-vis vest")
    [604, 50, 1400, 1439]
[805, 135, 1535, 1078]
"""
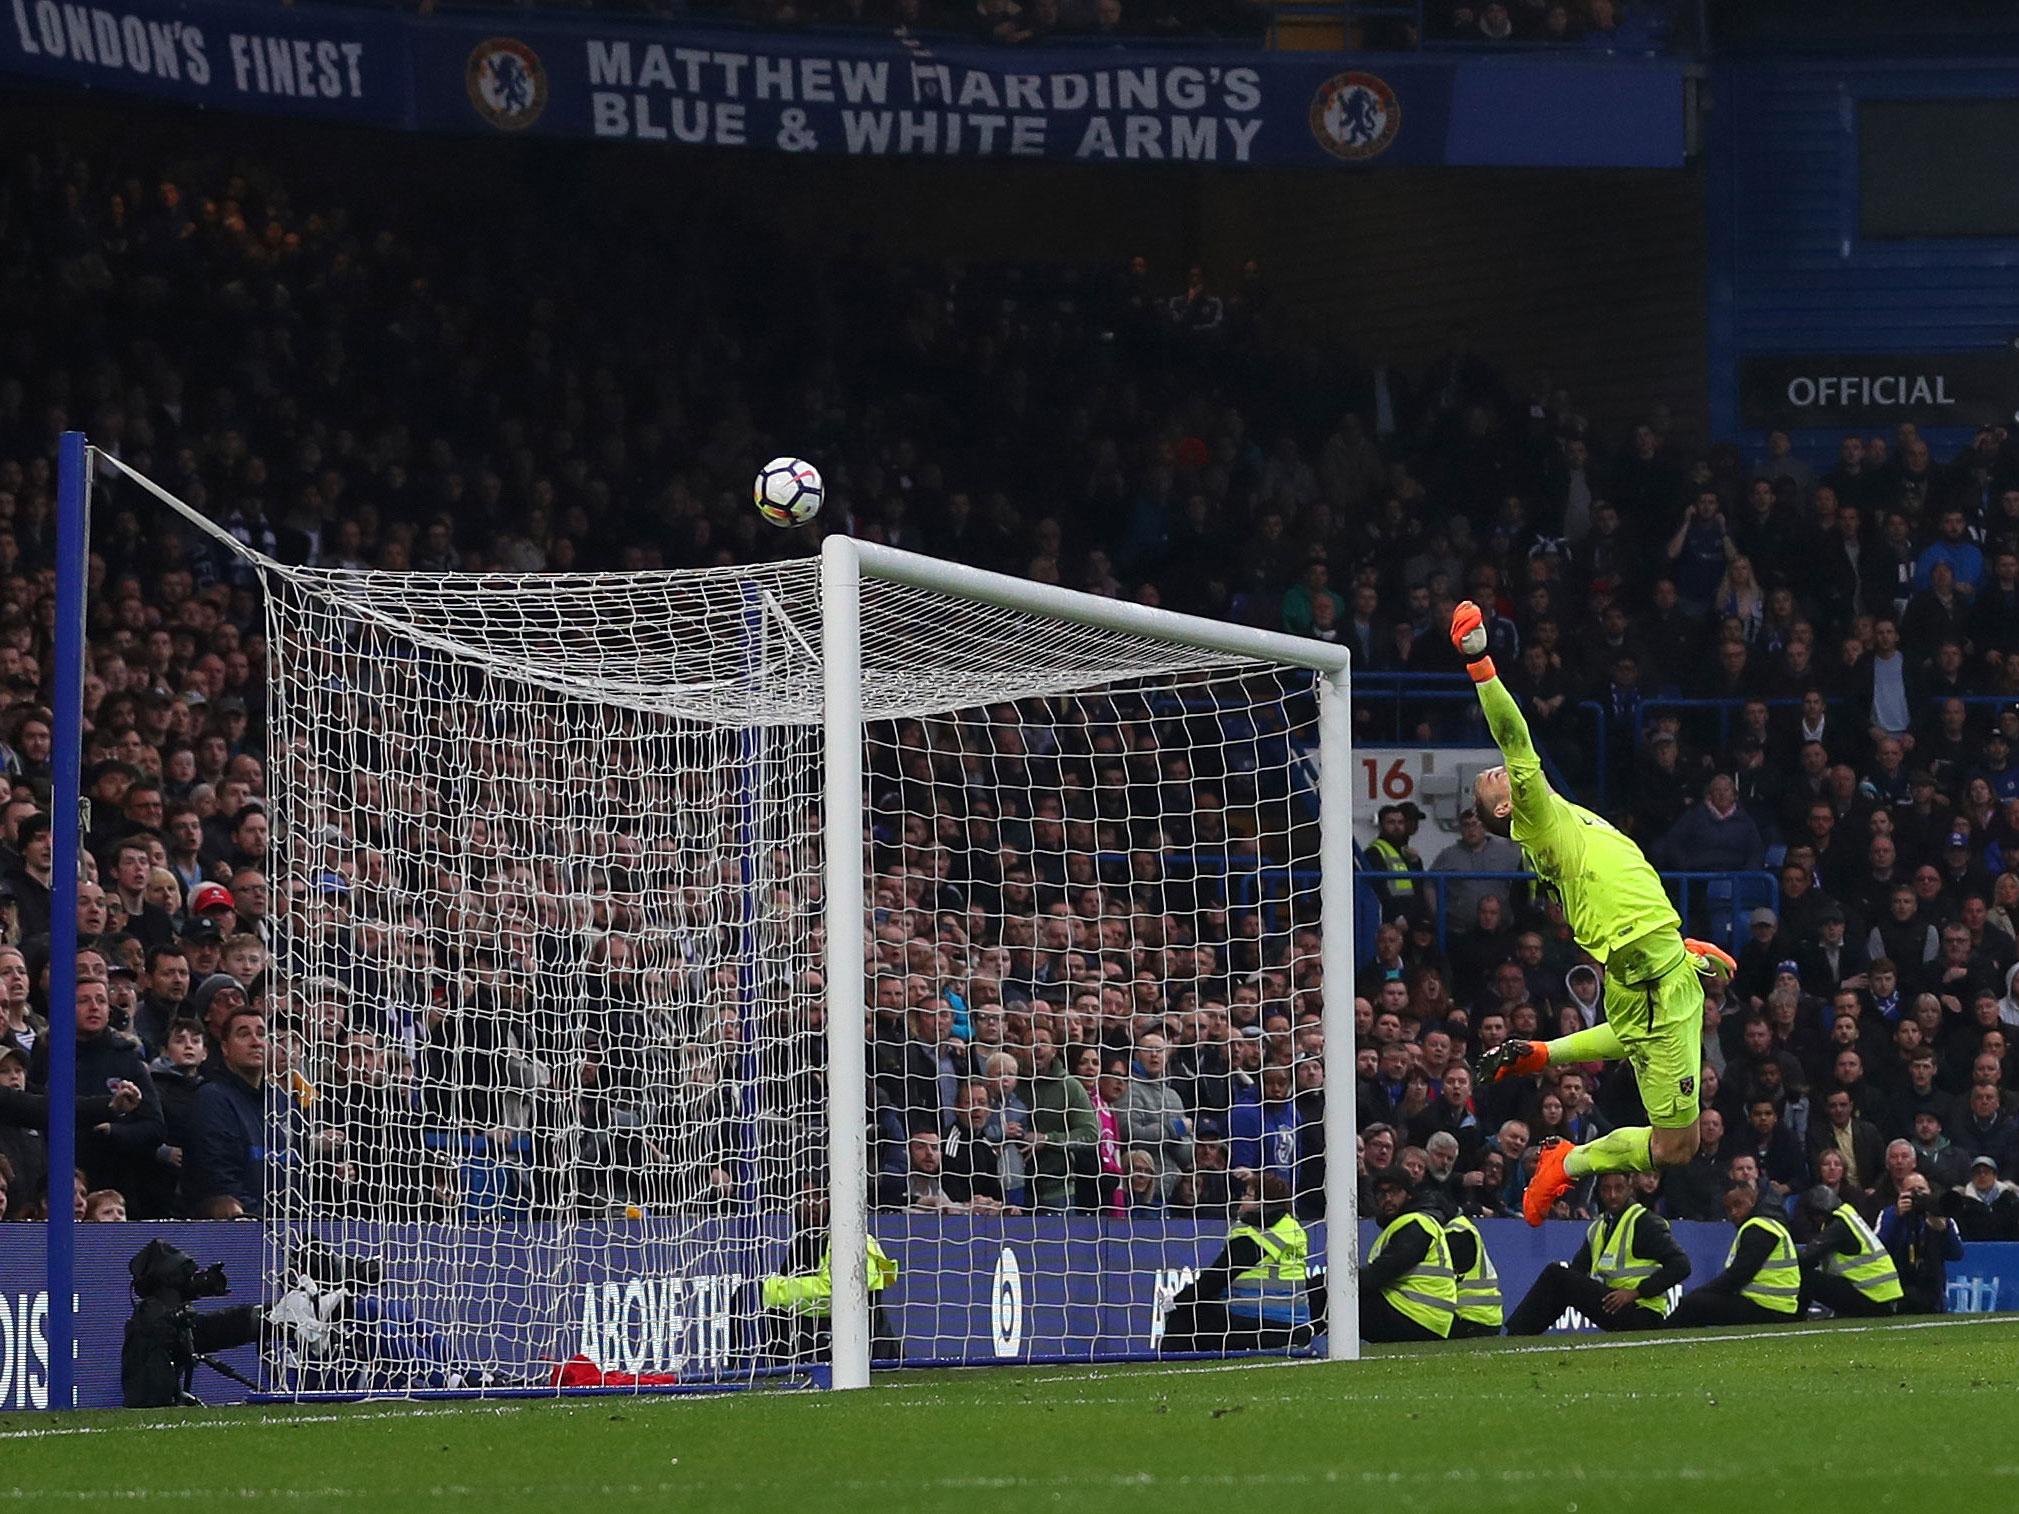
[1666, 1180, 1802, 1329]
[1505, 1171, 1692, 1335]
[758, 1190, 903, 1364]
[1160, 1173, 1322, 1354]
[1444, 1214, 1503, 1337]
[1365, 802, 1426, 923]
[1796, 1185, 1903, 1317]
[1360, 1167, 1459, 1343]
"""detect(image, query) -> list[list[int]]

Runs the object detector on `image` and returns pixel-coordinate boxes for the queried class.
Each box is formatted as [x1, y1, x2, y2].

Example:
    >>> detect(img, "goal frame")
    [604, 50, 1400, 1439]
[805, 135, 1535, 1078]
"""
[819, 536, 1359, 1388]
[43, 436, 1358, 1406]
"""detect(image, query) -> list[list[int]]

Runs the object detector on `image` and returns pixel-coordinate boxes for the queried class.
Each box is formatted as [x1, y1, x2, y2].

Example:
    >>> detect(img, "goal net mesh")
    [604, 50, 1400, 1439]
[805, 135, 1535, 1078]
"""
[176, 519, 1329, 1393]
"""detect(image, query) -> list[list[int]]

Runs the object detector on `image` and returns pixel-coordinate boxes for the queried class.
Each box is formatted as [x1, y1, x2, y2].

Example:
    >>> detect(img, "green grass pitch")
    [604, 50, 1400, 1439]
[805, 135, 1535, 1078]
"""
[8, 1317, 2019, 1512]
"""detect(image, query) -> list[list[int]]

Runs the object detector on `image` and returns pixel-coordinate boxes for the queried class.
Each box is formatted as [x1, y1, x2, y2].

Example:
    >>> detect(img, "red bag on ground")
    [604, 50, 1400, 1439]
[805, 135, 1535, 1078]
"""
[549, 1353, 681, 1388]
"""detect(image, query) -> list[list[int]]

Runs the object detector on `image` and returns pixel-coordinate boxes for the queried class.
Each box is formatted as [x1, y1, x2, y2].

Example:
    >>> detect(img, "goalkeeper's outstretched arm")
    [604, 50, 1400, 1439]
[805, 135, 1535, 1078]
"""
[1449, 599, 1551, 830]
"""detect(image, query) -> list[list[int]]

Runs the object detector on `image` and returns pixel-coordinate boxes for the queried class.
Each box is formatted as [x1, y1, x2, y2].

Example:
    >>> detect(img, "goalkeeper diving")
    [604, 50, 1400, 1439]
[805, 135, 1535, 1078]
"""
[1449, 600, 1736, 1226]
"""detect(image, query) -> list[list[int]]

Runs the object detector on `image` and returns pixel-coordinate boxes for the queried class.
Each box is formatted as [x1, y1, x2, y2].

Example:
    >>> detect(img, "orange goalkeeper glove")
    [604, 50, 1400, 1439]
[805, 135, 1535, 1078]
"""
[1684, 938, 1738, 984]
[1450, 599, 1495, 682]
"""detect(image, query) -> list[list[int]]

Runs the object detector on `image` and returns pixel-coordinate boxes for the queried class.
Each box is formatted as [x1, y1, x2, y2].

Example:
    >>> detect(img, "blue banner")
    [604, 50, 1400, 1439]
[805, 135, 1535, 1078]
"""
[0, 0, 1685, 167]
[1, 1218, 2009, 1409]
[2, 0, 399, 117]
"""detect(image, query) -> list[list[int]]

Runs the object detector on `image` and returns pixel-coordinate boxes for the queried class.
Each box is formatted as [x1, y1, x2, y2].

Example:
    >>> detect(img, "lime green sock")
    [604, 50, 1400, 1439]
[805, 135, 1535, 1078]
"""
[1564, 1127, 1654, 1177]
[1546, 1022, 1626, 1065]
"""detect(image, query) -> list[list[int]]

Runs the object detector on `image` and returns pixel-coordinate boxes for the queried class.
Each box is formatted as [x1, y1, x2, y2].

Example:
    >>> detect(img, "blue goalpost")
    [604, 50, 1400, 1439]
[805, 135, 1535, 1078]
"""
[47, 430, 90, 1411]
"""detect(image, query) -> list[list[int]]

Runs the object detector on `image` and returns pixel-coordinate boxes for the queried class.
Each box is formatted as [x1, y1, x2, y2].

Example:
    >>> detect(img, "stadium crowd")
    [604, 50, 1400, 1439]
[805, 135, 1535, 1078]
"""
[0, 119, 2012, 1306]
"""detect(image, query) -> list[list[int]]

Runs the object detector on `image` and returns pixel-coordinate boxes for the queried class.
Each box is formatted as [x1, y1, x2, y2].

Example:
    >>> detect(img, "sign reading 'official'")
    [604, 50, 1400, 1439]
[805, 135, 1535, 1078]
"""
[1740, 351, 2019, 428]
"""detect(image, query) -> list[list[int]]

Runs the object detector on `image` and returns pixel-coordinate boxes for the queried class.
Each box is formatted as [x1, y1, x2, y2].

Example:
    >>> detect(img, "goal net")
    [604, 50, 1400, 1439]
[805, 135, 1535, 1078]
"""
[96, 452, 1356, 1395]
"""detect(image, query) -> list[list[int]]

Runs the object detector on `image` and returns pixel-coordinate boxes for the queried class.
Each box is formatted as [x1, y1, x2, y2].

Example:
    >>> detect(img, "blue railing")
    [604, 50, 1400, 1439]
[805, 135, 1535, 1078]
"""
[1635, 694, 1857, 751]
[1357, 868, 1778, 959]
[1349, 674, 2008, 832]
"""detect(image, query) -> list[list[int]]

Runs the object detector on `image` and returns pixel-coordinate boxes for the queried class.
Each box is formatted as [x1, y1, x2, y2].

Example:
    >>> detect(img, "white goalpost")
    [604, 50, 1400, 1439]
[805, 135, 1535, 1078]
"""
[820, 538, 1361, 1387]
[80, 446, 1357, 1396]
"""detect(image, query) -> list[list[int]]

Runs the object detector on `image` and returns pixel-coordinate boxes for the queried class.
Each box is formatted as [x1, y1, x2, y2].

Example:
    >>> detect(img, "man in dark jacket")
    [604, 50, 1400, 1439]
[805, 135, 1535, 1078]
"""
[1732, 908, 1790, 1008]
[1954, 1154, 2019, 1242]
[1953, 1082, 2019, 1170]
[1408, 1061, 1485, 1166]
[133, 943, 192, 1061]
[0, 1040, 138, 1214]
[189, 972, 248, 1082]
[185, 1006, 271, 1218]
[1657, 775, 1766, 874]
[1807, 1087, 1887, 1196]
[873, 1000, 958, 1137]
[1660, 1108, 1730, 1222]
[1741, 1095, 1810, 1200]
[106, 835, 175, 951]
[1893, 1048, 1960, 1142]
[28, 978, 163, 1202]
[2, 814, 52, 942]
[939, 1080, 1010, 1212]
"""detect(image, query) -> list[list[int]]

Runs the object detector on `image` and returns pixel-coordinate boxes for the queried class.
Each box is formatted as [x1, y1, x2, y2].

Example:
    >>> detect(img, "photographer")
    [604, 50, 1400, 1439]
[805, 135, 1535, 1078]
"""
[121, 1240, 261, 1407]
[1875, 1170, 1964, 1314]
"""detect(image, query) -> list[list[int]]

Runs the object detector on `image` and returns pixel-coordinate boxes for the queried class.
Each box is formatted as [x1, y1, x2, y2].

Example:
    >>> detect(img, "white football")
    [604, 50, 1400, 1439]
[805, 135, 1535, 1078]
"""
[754, 457, 824, 527]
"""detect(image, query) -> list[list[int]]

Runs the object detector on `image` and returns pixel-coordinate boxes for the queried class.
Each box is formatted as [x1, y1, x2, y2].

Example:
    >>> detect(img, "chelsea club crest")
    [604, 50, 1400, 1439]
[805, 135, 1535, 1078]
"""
[1309, 71, 1401, 162]
[467, 38, 548, 131]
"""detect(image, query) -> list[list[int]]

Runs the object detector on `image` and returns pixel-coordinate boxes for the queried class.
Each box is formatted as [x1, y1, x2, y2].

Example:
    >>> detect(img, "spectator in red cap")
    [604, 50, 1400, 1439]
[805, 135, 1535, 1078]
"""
[187, 881, 235, 928]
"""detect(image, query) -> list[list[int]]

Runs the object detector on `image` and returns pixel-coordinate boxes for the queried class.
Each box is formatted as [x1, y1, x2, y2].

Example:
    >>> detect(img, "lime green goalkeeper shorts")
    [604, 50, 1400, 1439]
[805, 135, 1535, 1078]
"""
[1600, 931, 1706, 1130]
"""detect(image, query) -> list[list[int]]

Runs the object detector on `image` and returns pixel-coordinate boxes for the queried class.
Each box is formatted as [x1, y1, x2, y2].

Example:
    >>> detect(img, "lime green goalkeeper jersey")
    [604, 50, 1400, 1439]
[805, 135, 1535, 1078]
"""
[1475, 675, 1679, 968]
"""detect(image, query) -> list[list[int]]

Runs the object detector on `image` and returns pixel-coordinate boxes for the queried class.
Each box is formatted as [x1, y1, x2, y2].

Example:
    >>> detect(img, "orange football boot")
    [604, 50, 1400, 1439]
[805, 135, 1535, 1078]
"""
[1522, 1137, 1577, 1227]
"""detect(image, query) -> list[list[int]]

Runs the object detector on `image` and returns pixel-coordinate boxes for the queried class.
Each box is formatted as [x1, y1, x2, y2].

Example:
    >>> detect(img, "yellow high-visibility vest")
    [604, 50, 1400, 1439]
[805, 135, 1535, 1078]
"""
[1227, 1214, 1311, 1325]
[1367, 837, 1416, 895]
[1816, 1205, 1903, 1305]
[1727, 1214, 1801, 1316]
[1446, 1214, 1502, 1328]
[1368, 1210, 1458, 1337]
[760, 1237, 898, 1317]
[1586, 1202, 1668, 1317]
